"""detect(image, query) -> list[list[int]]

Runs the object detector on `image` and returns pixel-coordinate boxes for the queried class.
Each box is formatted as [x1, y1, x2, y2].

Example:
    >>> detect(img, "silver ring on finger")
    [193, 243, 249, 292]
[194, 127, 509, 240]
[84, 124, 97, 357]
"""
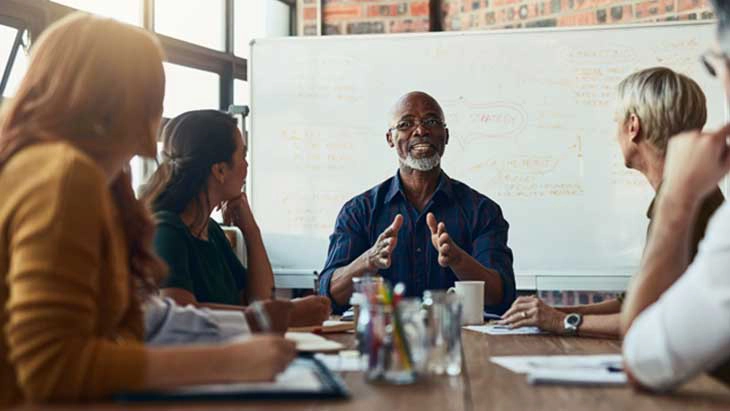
[521, 311, 527, 319]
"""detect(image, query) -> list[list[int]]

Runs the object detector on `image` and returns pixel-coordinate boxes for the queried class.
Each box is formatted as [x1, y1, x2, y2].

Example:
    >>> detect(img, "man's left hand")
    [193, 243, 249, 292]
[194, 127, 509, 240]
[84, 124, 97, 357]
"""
[498, 295, 566, 334]
[427, 212, 465, 268]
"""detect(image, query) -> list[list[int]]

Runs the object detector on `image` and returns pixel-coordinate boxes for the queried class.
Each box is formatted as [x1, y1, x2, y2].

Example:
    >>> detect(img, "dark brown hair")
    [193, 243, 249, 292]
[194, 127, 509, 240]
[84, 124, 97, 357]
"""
[139, 110, 239, 228]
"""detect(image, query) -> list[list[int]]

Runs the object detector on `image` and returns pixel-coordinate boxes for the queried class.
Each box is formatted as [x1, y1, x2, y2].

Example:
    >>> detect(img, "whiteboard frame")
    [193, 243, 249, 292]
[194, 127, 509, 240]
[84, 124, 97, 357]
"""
[249, 20, 729, 291]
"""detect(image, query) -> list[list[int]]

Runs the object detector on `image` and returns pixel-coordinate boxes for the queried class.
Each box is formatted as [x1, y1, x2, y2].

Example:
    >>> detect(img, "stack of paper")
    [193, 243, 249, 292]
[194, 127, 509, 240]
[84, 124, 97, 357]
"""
[490, 354, 627, 386]
[464, 324, 544, 335]
[171, 364, 324, 394]
[289, 320, 354, 333]
[314, 351, 364, 372]
[285, 332, 345, 353]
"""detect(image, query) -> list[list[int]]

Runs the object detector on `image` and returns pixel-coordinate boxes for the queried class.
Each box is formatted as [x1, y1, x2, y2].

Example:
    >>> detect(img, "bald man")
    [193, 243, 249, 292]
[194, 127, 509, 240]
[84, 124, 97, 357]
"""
[319, 91, 515, 314]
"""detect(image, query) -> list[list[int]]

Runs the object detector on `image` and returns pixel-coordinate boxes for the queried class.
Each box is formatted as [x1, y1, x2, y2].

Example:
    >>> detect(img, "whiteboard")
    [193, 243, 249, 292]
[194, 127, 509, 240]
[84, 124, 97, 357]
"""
[249, 22, 725, 285]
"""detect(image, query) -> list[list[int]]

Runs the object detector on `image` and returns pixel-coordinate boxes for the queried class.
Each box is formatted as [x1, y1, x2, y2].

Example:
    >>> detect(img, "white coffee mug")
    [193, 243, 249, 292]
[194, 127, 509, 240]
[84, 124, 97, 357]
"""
[447, 281, 484, 325]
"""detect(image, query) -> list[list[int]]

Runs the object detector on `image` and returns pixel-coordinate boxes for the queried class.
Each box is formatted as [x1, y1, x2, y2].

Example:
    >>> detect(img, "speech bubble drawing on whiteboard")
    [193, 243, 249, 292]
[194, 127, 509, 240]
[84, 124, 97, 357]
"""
[460, 101, 528, 142]
[560, 43, 637, 65]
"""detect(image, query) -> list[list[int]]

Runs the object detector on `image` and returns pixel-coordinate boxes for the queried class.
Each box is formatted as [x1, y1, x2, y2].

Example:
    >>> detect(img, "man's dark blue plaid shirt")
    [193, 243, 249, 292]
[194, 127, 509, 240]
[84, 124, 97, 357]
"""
[319, 171, 515, 315]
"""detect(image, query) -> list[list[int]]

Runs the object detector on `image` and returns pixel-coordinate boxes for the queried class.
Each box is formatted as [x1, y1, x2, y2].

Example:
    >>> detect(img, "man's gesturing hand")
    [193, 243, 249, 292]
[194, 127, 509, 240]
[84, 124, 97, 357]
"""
[365, 214, 404, 271]
[427, 212, 464, 268]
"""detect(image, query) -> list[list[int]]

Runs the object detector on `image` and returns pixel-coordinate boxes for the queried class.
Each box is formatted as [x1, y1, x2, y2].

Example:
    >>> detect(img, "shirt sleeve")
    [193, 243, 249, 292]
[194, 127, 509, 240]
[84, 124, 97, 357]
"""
[5, 157, 147, 401]
[472, 201, 516, 315]
[623, 202, 730, 391]
[144, 297, 249, 345]
[319, 199, 371, 314]
[154, 223, 194, 293]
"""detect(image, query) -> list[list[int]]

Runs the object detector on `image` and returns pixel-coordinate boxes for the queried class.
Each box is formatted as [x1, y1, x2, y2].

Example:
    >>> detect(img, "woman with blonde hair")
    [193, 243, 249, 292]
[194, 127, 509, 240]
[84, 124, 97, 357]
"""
[0, 13, 294, 405]
[499, 67, 723, 337]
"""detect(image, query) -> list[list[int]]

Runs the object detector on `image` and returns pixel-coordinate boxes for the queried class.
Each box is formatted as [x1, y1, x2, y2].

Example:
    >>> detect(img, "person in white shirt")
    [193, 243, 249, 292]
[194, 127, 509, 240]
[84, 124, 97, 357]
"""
[620, 0, 730, 390]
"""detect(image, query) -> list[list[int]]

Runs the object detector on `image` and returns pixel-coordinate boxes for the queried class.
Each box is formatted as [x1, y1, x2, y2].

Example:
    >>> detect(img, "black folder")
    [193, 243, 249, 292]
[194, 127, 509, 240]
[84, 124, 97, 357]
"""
[115, 357, 350, 402]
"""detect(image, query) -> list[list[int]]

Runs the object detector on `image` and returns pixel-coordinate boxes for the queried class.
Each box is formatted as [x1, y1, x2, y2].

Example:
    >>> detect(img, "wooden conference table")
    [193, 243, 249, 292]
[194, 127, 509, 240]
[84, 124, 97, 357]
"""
[12, 330, 730, 411]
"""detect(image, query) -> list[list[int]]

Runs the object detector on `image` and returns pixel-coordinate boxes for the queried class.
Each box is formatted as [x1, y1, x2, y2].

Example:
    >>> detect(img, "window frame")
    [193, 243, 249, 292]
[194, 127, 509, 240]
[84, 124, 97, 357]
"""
[274, 0, 297, 38]
[0, 0, 295, 118]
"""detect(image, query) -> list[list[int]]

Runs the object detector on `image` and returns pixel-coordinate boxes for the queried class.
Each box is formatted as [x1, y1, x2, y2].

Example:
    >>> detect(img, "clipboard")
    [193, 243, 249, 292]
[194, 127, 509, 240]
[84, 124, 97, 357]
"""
[115, 357, 350, 402]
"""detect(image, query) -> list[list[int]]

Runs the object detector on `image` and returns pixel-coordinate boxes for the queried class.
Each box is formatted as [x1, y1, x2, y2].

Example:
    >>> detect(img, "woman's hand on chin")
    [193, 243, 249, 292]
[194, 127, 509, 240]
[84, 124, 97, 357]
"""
[221, 193, 257, 232]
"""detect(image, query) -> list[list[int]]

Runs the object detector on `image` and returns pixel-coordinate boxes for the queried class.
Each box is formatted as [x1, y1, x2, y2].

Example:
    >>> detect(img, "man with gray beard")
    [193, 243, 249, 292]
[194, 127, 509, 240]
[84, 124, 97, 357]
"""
[319, 91, 515, 315]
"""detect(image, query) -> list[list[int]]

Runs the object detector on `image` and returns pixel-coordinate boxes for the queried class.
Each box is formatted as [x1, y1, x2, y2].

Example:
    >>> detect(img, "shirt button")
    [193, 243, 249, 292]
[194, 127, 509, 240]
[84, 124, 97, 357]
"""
[416, 248, 422, 253]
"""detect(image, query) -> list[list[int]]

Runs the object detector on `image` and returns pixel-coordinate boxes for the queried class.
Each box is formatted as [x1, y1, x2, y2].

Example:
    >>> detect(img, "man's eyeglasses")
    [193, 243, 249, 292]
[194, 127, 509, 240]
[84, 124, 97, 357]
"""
[389, 117, 446, 133]
[700, 50, 729, 77]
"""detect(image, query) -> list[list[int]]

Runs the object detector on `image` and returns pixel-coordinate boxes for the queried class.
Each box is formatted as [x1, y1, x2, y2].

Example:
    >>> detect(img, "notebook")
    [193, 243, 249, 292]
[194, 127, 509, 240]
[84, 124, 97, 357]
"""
[115, 357, 350, 402]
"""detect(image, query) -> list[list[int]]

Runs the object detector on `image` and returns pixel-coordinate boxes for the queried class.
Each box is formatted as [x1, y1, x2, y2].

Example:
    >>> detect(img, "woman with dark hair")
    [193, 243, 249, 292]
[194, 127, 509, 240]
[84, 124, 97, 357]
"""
[141, 110, 330, 327]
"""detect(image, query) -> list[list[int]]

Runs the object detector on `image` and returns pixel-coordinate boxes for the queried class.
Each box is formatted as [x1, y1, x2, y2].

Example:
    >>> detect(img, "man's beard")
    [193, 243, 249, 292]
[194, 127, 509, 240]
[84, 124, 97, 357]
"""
[399, 151, 441, 171]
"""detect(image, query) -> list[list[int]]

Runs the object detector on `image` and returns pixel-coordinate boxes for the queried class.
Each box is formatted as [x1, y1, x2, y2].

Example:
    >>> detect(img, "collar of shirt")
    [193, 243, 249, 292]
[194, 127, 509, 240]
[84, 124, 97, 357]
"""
[384, 169, 456, 207]
[646, 182, 662, 220]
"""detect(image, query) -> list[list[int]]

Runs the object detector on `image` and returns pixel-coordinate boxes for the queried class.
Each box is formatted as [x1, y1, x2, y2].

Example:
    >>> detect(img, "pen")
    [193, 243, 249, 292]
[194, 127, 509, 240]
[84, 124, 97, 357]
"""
[525, 361, 625, 373]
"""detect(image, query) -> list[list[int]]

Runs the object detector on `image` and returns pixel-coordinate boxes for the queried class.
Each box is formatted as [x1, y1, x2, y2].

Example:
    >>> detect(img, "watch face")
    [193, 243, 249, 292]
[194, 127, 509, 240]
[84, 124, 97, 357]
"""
[567, 314, 580, 325]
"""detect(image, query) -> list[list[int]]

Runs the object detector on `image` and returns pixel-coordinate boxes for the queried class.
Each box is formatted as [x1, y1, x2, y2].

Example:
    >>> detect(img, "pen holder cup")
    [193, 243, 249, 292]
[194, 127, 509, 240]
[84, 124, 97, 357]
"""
[358, 299, 427, 384]
[423, 290, 463, 376]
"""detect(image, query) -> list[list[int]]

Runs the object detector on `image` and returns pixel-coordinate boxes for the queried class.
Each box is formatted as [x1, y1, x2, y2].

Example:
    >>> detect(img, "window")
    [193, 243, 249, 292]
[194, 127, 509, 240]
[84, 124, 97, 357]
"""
[0, 25, 16, 67]
[233, 78, 251, 199]
[155, 0, 225, 51]
[130, 141, 163, 195]
[234, 0, 291, 59]
[0, 25, 18, 96]
[163, 62, 220, 118]
[0, 25, 28, 98]
[50, 0, 142, 26]
[3, 40, 28, 98]
[233, 78, 251, 142]
[234, 78, 250, 106]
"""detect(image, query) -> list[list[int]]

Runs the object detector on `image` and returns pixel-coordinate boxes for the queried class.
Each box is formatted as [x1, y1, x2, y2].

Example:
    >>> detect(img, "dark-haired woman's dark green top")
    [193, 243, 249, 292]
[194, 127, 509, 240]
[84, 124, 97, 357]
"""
[153, 211, 246, 305]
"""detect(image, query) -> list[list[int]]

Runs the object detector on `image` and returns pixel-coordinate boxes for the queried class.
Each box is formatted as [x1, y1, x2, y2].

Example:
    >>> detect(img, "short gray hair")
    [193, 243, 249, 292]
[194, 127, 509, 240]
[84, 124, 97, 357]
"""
[616, 67, 707, 154]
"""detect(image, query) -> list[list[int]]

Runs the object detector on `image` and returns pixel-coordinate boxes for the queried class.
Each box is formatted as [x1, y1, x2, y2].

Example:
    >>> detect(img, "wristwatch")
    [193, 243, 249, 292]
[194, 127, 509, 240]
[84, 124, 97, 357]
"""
[563, 313, 582, 336]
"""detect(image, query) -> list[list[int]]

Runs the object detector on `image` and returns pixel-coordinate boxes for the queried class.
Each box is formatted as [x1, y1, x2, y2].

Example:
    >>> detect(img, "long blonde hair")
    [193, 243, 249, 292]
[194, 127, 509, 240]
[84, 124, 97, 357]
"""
[0, 13, 167, 294]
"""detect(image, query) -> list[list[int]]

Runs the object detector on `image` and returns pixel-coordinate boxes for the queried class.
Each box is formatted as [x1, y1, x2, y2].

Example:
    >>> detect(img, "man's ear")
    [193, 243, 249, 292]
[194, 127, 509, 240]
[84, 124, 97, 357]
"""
[444, 127, 449, 146]
[628, 113, 642, 143]
[386, 130, 395, 148]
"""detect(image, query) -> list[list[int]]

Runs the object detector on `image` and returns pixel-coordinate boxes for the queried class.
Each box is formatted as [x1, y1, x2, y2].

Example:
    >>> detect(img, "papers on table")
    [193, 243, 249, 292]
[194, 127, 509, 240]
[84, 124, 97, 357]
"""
[171, 362, 324, 395]
[527, 369, 627, 385]
[341, 308, 355, 321]
[491, 354, 627, 386]
[289, 320, 354, 333]
[464, 324, 545, 335]
[285, 331, 345, 352]
[314, 351, 364, 372]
